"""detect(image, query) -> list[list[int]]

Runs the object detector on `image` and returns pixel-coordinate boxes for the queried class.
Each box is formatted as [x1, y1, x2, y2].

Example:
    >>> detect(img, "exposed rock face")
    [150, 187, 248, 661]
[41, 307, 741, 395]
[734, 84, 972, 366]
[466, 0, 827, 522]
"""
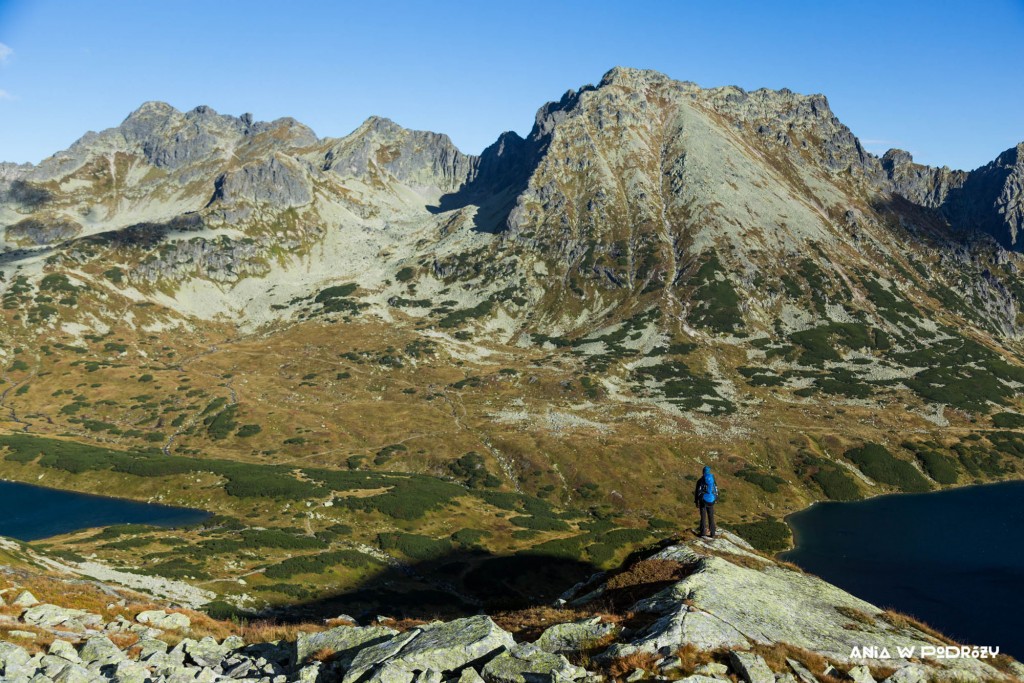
[212, 155, 313, 209]
[589, 532, 1007, 681]
[5, 216, 82, 245]
[880, 143, 1024, 249]
[0, 537, 1020, 683]
[323, 116, 476, 193]
[294, 624, 396, 667]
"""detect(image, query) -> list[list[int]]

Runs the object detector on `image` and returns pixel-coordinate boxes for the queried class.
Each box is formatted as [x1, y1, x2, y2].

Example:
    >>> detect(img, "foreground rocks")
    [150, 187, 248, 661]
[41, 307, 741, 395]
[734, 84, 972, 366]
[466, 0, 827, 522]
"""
[2, 533, 1022, 682]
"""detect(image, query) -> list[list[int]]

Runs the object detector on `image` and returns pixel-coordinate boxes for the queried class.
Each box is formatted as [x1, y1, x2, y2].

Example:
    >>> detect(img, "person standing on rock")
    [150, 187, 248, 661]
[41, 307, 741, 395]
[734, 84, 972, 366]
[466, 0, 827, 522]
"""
[694, 465, 719, 538]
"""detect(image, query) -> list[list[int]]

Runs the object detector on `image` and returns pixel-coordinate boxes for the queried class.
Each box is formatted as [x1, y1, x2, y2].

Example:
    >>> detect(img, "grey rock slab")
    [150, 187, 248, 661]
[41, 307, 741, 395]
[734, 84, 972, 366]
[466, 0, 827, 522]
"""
[848, 664, 876, 683]
[364, 668, 416, 683]
[137, 637, 169, 660]
[657, 656, 682, 672]
[51, 663, 99, 683]
[8, 629, 37, 640]
[342, 629, 421, 683]
[535, 618, 619, 654]
[22, 604, 91, 628]
[136, 609, 191, 631]
[185, 635, 231, 668]
[78, 635, 126, 666]
[222, 635, 246, 651]
[883, 665, 927, 683]
[298, 662, 322, 683]
[295, 624, 397, 667]
[729, 651, 775, 683]
[414, 670, 443, 683]
[49, 639, 82, 663]
[677, 677, 722, 683]
[380, 616, 515, 673]
[12, 590, 40, 607]
[785, 658, 816, 683]
[694, 662, 728, 677]
[40, 653, 75, 676]
[112, 660, 151, 683]
[459, 668, 486, 683]
[481, 642, 586, 683]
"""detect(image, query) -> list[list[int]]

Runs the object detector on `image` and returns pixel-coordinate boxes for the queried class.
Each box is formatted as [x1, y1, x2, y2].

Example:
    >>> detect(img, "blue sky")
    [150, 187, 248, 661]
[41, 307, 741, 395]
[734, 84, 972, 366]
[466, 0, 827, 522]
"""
[0, 0, 1021, 170]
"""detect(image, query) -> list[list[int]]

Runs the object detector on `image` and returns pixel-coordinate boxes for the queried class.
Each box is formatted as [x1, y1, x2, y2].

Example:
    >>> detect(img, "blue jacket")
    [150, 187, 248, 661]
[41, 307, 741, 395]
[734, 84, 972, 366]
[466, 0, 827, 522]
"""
[694, 466, 718, 505]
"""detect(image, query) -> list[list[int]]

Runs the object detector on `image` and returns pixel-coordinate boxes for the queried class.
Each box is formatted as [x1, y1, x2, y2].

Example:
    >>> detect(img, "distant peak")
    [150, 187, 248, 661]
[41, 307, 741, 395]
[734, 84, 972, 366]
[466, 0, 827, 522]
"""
[359, 115, 403, 134]
[124, 101, 179, 121]
[187, 104, 219, 117]
[599, 66, 673, 88]
[882, 149, 914, 168]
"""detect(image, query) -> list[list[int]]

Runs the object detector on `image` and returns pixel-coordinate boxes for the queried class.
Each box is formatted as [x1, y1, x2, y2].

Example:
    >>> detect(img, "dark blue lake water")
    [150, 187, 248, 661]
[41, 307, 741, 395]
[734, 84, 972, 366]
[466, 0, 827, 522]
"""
[780, 480, 1024, 659]
[0, 479, 209, 541]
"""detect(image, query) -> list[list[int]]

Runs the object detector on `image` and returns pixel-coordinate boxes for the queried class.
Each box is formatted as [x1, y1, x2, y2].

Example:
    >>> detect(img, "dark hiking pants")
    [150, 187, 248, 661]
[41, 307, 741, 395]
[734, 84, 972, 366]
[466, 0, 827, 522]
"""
[699, 503, 716, 537]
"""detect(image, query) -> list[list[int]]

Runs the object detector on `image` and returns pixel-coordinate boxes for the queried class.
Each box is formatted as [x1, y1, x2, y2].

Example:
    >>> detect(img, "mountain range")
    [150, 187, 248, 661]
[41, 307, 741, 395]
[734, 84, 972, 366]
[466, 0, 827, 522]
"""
[1, 67, 1023, 616]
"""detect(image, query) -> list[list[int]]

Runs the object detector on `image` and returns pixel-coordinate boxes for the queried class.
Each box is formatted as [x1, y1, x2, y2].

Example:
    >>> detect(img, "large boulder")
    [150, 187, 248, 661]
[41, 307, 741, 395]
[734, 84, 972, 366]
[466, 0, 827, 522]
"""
[11, 590, 39, 607]
[379, 616, 515, 673]
[49, 639, 81, 664]
[296, 624, 397, 666]
[183, 636, 229, 668]
[22, 604, 91, 629]
[345, 617, 515, 683]
[884, 665, 928, 683]
[0, 641, 32, 674]
[111, 660, 151, 683]
[51, 662, 96, 683]
[534, 617, 619, 654]
[79, 635, 126, 667]
[343, 630, 422, 683]
[481, 642, 586, 683]
[728, 651, 774, 683]
[136, 609, 190, 631]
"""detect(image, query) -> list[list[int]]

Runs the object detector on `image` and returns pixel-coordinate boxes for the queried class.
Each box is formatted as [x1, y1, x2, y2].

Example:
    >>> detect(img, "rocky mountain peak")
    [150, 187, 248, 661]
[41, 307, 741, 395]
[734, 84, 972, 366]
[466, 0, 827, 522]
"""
[598, 65, 675, 89]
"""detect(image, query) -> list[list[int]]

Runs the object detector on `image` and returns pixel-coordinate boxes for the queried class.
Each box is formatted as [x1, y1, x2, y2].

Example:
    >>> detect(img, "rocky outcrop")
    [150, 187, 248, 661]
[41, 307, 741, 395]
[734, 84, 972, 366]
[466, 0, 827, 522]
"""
[322, 116, 476, 193]
[3, 530, 1021, 682]
[5, 216, 82, 245]
[211, 155, 313, 209]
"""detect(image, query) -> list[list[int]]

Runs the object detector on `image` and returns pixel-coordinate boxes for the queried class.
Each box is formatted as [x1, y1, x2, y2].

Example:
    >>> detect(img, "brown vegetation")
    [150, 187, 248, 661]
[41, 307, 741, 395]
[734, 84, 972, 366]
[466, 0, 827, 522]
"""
[605, 650, 661, 679]
[880, 610, 957, 645]
[492, 606, 608, 642]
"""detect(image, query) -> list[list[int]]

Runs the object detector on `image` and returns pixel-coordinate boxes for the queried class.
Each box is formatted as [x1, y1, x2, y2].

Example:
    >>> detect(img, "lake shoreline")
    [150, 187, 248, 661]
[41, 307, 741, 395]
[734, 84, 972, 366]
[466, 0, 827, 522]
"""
[0, 477, 210, 542]
[777, 479, 1024, 658]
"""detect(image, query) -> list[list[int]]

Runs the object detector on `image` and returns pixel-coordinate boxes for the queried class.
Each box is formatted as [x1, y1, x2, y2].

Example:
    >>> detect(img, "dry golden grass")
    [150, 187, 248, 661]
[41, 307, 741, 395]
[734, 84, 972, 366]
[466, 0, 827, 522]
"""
[372, 617, 430, 632]
[752, 642, 827, 676]
[775, 560, 805, 573]
[675, 643, 717, 675]
[870, 665, 899, 680]
[605, 650, 661, 679]
[0, 624, 54, 653]
[716, 552, 770, 570]
[311, 647, 338, 663]
[835, 605, 876, 626]
[109, 632, 140, 650]
[564, 632, 620, 671]
[492, 606, 606, 642]
[880, 610, 958, 645]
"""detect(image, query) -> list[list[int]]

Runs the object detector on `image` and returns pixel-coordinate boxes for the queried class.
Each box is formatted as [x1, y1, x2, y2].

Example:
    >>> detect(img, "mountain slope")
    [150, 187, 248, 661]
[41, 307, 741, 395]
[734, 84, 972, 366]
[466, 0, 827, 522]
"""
[0, 67, 1023, 615]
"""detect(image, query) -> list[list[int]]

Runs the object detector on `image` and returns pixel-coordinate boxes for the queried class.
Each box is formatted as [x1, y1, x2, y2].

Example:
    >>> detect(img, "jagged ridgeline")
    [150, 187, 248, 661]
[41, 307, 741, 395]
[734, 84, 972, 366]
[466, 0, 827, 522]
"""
[1, 67, 1024, 615]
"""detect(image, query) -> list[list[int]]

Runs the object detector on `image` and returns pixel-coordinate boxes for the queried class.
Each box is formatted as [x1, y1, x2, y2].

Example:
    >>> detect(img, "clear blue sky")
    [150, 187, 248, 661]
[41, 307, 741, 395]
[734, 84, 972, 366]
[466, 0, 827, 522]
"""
[0, 0, 1021, 171]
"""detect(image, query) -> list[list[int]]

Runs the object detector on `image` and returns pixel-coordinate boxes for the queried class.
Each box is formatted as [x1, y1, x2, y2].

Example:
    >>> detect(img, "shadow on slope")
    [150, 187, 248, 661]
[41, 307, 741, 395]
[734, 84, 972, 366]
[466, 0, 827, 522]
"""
[258, 535, 697, 626]
[262, 546, 600, 623]
[427, 131, 534, 234]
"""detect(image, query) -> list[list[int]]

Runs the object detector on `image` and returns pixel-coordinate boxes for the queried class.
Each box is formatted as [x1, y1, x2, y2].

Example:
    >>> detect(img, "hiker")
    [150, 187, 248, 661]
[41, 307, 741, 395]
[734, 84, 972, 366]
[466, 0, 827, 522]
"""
[694, 465, 718, 538]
